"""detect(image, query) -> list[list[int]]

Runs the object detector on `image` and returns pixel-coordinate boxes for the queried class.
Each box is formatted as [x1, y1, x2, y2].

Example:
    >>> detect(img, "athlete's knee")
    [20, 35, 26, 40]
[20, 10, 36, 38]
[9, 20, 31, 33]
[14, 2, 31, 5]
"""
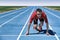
[39, 22, 44, 26]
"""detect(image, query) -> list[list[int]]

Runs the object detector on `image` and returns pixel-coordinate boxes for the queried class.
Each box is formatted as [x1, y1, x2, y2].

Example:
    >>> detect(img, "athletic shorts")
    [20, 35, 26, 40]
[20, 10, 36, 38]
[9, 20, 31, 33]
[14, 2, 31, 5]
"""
[34, 18, 44, 24]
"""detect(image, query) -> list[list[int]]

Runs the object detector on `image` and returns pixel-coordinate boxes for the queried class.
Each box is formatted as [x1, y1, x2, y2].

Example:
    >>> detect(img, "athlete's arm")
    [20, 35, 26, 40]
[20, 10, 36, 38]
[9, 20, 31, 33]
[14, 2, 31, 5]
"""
[26, 12, 34, 35]
[26, 23, 31, 35]
[45, 15, 50, 35]
[26, 18, 33, 35]
[46, 22, 49, 34]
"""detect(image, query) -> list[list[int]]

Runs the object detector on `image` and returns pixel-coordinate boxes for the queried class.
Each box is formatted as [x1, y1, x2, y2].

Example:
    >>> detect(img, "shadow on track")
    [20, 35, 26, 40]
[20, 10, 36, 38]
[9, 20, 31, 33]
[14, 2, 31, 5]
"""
[29, 30, 56, 35]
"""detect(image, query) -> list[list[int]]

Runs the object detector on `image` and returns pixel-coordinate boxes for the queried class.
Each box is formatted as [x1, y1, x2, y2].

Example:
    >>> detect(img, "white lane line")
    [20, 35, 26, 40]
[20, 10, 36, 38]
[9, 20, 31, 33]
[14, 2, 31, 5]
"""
[44, 9, 59, 40]
[44, 8, 60, 19]
[17, 7, 34, 40]
[0, 35, 54, 37]
[21, 35, 53, 37]
[0, 7, 26, 14]
[0, 9, 15, 14]
[0, 8, 30, 27]
[45, 7, 60, 13]
[0, 11, 20, 18]
[0, 8, 26, 18]
[0, 10, 20, 18]
[49, 25, 59, 40]
[0, 35, 18, 36]
[55, 34, 60, 40]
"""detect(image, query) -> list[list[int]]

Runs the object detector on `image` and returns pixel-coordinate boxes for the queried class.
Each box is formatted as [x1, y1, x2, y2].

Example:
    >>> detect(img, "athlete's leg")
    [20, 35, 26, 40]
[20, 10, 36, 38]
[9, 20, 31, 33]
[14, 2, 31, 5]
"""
[33, 19, 38, 30]
[37, 18, 44, 31]
[33, 19, 42, 32]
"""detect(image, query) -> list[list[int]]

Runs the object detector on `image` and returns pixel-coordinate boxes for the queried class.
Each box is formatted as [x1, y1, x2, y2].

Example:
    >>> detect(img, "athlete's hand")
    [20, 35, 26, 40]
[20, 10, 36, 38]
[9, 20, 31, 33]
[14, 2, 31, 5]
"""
[46, 32, 50, 36]
[26, 31, 29, 35]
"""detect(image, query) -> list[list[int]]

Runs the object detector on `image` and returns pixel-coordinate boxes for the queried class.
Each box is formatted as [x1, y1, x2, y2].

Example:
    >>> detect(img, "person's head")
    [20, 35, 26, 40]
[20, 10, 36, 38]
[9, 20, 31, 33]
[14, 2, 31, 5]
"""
[36, 8, 42, 18]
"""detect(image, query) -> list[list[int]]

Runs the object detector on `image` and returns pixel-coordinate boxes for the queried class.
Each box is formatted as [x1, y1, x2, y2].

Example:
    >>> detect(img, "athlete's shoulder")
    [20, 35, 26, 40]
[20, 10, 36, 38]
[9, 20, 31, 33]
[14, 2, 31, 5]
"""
[32, 10, 37, 15]
[33, 10, 36, 14]
[42, 11, 46, 17]
[42, 11, 45, 14]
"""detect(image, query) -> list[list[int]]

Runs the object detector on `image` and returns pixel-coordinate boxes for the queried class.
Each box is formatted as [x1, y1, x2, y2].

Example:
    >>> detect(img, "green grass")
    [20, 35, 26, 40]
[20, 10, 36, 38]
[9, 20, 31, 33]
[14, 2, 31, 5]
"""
[44, 6, 60, 11]
[0, 6, 26, 13]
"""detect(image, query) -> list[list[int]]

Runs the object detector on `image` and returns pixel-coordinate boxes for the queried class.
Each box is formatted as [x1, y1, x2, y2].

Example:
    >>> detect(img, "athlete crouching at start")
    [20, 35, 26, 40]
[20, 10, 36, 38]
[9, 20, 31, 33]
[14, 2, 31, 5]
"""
[26, 8, 50, 35]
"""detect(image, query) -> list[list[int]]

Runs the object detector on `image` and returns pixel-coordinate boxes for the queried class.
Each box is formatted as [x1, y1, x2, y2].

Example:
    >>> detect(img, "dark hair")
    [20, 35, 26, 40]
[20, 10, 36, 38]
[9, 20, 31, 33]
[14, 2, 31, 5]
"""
[36, 8, 42, 12]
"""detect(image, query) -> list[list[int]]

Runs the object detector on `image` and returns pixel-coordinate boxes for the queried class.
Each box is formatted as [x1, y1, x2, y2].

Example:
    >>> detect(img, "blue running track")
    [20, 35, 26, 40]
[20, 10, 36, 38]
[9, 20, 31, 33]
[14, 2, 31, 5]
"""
[0, 6, 60, 40]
